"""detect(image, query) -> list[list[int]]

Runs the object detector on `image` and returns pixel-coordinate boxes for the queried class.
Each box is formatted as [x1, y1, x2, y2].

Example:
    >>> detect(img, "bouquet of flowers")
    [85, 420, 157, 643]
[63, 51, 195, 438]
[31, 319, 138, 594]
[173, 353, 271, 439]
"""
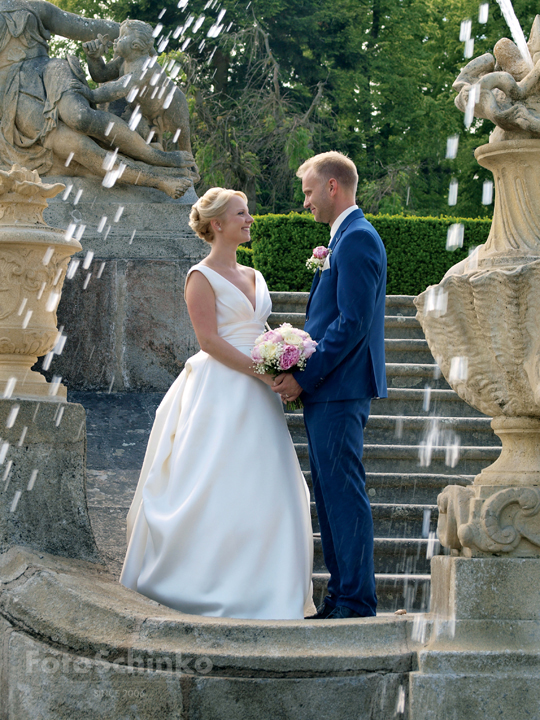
[251, 323, 317, 410]
[306, 246, 331, 274]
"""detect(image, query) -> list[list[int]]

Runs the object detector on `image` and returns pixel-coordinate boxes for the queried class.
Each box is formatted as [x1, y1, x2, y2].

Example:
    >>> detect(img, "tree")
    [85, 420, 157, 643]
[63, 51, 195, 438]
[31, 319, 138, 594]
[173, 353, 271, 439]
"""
[48, 0, 540, 217]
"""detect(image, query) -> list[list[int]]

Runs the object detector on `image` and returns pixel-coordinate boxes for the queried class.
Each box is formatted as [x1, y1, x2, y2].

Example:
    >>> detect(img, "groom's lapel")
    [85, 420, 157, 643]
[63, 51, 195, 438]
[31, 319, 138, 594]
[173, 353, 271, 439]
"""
[330, 208, 364, 254]
[305, 209, 364, 317]
[305, 272, 320, 316]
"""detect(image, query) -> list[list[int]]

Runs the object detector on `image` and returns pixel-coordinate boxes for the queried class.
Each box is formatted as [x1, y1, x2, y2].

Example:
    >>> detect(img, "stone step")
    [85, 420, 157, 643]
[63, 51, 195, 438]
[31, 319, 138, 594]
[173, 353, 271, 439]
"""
[303, 470, 474, 505]
[384, 316, 425, 340]
[310, 501, 437, 538]
[385, 363, 450, 390]
[295, 442, 498, 475]
[287, 413, 498, 446]
[269, 312, 425, 340]
[269, 291, 309, 314]
[371, 388, 485, 417]
[384, 295, 418, 317]
[269, 293, 419, 318]
[312, 572, 432, 613]
[384, 338, 435, 364]
[313, 535, 440, 575]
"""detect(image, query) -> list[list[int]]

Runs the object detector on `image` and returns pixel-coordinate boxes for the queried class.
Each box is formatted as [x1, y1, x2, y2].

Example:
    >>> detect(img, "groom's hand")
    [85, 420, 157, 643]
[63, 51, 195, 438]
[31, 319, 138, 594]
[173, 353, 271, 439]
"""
[272, 374, 302, 403]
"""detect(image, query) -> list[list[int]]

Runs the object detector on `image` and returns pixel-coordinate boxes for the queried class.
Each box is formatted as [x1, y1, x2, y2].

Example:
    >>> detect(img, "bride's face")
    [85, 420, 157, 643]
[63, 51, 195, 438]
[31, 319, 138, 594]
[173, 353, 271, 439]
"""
[214, 196, 253, 245]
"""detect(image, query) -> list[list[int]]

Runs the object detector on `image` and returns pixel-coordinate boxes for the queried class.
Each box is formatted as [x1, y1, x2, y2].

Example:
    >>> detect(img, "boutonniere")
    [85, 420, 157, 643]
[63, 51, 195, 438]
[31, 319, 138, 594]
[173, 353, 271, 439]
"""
[306, 246, 332, 275]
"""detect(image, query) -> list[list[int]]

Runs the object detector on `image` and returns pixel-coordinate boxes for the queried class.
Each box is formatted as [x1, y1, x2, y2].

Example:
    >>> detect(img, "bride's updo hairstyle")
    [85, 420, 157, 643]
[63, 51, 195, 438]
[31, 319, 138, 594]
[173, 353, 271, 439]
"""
[189, 187, 248, 244]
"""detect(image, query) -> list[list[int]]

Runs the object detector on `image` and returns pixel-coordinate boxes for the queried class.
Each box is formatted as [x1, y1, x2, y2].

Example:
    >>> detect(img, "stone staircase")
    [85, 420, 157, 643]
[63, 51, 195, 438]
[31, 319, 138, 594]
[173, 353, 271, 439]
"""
[268, 292, 501, 613]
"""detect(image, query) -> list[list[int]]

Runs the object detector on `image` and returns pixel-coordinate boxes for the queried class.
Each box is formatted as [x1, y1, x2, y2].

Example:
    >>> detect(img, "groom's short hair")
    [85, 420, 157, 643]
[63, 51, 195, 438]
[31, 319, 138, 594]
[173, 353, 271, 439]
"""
[297, 152, 358, 194]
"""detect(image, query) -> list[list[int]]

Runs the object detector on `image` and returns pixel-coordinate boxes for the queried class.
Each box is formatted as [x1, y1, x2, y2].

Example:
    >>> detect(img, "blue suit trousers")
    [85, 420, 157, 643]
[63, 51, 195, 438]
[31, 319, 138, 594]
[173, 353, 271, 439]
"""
[303, 398, 377, 616]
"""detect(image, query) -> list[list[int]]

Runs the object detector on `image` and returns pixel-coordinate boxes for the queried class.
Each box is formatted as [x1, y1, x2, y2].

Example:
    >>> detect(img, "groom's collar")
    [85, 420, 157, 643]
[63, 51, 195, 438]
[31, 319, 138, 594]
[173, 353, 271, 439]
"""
[330, 204, 359, 240]
[329, 206, 364, 249]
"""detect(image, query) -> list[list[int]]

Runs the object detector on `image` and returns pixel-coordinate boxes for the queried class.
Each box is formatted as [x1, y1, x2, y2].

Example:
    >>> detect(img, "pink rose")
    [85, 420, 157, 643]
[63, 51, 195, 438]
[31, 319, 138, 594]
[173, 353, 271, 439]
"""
[259, 330, 281, 344]
[280, 344, 301, 370]
[251, 345, 263, 363]
[302, 338, 317, 358]
[312, 246, 329, 260]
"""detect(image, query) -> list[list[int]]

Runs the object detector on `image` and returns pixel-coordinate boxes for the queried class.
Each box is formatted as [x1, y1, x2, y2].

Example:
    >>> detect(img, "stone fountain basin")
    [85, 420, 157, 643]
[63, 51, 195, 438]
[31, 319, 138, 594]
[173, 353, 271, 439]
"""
[0, 546, 416, 719]
[0, 546, 413, 675]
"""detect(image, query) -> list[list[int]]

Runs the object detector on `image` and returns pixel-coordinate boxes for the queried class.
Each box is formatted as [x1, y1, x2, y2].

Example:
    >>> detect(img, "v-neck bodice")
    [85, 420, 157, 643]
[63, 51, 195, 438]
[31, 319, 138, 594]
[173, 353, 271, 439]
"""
[186, 263, 272, 351]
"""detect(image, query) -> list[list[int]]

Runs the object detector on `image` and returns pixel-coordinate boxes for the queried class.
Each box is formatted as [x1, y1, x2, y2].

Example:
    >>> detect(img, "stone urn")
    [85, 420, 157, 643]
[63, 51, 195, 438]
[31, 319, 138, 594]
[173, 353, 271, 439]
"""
[0, 165, 80, 400]
[415, 139, 540, 558]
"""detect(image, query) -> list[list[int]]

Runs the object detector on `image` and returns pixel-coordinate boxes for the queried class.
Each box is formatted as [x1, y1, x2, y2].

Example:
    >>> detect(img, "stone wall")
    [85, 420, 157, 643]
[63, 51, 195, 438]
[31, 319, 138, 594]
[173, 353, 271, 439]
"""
[41, 177, 208, 392]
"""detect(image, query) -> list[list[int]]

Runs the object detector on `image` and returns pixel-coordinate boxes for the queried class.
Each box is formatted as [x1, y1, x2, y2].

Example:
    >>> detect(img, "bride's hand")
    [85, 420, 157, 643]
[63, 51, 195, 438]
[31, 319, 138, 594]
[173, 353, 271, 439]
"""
[258, 374, 276, 387]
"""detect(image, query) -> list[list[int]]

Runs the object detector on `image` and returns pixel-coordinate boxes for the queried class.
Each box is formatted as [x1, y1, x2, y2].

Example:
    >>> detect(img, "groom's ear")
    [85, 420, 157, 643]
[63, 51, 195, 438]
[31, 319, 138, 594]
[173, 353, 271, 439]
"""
[328, 178, 339, 197]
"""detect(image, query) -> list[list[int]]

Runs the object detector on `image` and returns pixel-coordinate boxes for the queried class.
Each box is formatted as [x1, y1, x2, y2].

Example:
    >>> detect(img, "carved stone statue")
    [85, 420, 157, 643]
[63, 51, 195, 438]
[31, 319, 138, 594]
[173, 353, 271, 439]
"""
[0, 0, 197, 199]
[84, 20, 193, 154]
[454, 16, 540, 142]
[415, 14, 540, 559]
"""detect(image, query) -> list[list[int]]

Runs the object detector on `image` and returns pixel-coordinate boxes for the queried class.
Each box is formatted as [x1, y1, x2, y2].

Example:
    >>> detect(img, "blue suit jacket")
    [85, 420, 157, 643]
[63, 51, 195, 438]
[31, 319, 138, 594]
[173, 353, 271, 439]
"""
[294, 208, 388, 403]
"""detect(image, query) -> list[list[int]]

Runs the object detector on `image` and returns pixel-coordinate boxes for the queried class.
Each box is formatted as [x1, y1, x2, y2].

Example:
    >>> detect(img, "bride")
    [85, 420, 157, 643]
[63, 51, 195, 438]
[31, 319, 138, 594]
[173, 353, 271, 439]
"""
[120, 187, 314, 619]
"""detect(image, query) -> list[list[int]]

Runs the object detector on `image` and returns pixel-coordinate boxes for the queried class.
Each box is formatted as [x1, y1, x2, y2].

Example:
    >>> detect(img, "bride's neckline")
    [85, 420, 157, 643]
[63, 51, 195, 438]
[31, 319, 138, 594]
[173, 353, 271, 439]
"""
[198, 264, 258, 312]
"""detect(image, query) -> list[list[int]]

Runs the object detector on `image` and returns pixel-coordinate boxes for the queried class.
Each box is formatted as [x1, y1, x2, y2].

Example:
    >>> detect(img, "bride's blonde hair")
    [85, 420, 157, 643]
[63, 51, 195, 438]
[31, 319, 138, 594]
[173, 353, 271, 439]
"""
[189, 187, 248, 244]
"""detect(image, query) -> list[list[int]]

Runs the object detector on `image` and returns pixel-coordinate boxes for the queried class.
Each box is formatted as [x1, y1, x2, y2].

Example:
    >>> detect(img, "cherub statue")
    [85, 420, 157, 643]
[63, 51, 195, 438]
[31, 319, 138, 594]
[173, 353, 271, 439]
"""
[83, 20, 193, 157]
[41, 54, 195, 172]
[453, 15, 540, 141]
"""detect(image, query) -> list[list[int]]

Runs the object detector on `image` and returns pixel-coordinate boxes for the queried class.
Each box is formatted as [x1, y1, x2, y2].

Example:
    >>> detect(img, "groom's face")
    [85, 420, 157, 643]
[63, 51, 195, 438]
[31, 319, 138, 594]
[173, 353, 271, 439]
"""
[302, 169, 333, 224]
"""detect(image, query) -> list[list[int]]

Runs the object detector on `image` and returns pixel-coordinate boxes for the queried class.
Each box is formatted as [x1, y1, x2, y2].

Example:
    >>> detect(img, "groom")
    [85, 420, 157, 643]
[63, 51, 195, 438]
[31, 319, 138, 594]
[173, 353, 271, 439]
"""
[273, 151, 387, 619]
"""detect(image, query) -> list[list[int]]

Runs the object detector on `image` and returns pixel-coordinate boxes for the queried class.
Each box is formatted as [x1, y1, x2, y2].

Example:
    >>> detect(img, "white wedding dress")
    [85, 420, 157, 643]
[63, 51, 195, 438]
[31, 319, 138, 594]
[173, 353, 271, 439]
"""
[120, 264, 313, 620]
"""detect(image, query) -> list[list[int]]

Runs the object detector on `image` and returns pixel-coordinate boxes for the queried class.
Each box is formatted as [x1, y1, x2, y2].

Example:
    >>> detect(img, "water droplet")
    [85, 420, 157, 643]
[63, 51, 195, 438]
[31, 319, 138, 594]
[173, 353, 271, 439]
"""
[482, 179, 493, 205]
[459, 19, 472, 41]
[6, 405, 19, 428]
[445, 134, 459, 159]
[479, 3, 489, 23]
[9, 490, 21, 513]
[22, 310, 33, 328]
[448, 179, 458, 206]
[446, 222, 464, 250]
[27, 469, 38, 491]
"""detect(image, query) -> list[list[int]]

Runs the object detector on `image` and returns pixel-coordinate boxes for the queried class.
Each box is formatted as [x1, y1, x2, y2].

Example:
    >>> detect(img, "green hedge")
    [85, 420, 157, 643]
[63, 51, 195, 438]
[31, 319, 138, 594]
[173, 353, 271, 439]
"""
[244, 212, 492, 296]
[236, 245, 254, 267]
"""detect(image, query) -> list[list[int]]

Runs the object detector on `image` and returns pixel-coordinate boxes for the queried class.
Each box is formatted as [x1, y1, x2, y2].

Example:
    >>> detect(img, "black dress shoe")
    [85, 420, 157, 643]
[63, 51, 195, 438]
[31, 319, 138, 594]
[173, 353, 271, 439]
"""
[326, 605, 364, 619]
[305, 601, 335, 619]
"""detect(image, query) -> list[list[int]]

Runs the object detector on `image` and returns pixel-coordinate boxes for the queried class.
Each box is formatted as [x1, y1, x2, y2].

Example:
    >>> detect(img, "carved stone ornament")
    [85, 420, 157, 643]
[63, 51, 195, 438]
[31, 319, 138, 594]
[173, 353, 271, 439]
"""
[438, 483, 540, 557]
[415, 54, 540, 556]
[0, 165, 81, 400]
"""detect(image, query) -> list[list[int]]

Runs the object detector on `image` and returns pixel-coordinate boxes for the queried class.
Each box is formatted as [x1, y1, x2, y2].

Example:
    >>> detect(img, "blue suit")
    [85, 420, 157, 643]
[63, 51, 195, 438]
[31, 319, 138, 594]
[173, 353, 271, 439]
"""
[294, 207, 387, 616]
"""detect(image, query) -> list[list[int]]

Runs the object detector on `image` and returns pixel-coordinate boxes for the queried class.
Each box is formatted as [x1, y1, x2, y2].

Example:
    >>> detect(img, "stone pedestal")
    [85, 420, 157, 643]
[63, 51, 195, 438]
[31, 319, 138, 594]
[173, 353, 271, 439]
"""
[409, 555, 540, 719]
[0, 399, 99, 562]
[40, 177, 208, 392]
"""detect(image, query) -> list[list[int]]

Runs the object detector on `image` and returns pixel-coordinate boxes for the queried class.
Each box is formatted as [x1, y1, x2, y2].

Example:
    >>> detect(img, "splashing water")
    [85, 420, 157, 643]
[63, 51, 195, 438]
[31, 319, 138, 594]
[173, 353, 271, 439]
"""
[495, 0, 534, 69]
[412, 613, 428, 643]
[422, 384, 431, 412]
[425, 287, 448, 317]
[426, 531, 440, 559]
[10, 490, 21, 513]
[448, 179, 458, 206]
[422, 509, 431, 538]
[5, 405, 19, 428]
[445, 134, 459, 159]
[459, 19, 472, 42]
[395, 686, 406, 715]
[446, 223, 464, 250]
[449, 356, 468, 383]
[479, 3, 489, 24]
[482, 180, 493, 205]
